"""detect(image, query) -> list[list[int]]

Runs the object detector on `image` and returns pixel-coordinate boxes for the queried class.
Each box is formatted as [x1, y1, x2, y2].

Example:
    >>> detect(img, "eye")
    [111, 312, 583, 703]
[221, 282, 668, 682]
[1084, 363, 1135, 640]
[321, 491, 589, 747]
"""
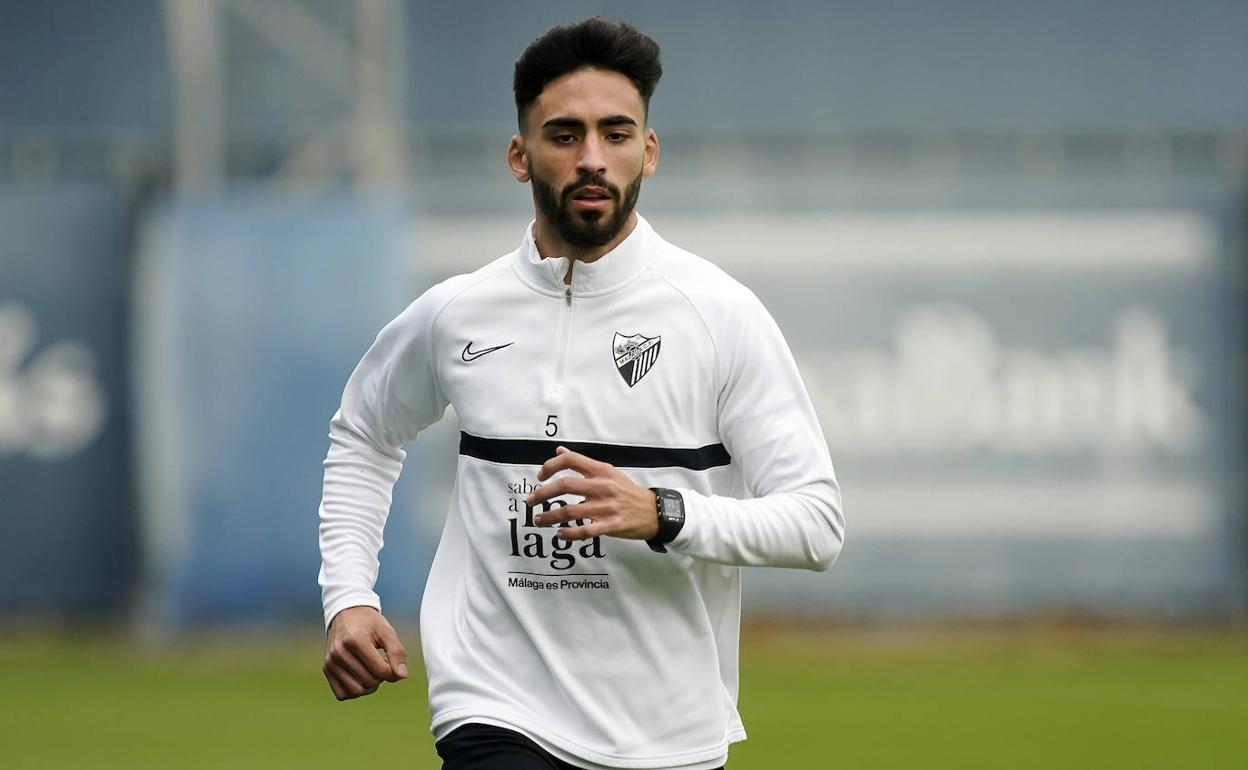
[607, 132, 630, 142]
[552, 134, 576, 145]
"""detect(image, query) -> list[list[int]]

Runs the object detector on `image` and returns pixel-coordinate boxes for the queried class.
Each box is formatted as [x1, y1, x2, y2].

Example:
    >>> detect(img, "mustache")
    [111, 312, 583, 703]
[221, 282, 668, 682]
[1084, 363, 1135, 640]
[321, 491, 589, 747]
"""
[562, 174, 620, 201]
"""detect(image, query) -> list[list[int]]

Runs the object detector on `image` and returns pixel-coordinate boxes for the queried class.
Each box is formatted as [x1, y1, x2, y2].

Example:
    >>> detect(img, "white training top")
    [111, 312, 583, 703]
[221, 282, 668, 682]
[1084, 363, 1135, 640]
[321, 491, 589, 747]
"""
[318, 215, 844, 770]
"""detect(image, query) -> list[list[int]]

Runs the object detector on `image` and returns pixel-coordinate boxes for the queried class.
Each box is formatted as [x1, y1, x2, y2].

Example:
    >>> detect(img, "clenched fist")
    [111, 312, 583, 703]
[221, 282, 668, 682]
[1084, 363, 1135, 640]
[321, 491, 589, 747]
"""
[323, 606, 409, 700]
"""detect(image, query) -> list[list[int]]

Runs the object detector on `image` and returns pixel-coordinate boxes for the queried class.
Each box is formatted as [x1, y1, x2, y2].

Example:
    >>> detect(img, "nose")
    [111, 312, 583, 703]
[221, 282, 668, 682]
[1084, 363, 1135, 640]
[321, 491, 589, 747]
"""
[576, 134, 607, 176]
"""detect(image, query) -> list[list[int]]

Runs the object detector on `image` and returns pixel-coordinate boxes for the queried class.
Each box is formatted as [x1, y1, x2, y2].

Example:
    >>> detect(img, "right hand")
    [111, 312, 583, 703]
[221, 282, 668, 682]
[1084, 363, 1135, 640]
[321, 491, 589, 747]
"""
[322, 606, 409, 700]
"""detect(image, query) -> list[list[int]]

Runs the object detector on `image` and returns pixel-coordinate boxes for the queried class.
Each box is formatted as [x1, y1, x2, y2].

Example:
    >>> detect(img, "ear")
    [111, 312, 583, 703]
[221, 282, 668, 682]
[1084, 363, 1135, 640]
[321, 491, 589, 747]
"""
[507, 135, 530, 183]
[642, 127, 659, 178]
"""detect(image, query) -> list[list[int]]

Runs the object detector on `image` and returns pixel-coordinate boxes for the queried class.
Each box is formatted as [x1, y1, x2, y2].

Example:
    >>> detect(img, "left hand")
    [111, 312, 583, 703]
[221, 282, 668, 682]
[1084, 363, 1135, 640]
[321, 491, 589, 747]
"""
[526, 446, 659, 542]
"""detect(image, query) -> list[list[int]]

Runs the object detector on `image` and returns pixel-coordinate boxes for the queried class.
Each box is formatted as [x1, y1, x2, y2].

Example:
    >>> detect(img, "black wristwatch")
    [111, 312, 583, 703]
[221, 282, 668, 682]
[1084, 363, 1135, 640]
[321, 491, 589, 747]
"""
[646, 488, 685, 554]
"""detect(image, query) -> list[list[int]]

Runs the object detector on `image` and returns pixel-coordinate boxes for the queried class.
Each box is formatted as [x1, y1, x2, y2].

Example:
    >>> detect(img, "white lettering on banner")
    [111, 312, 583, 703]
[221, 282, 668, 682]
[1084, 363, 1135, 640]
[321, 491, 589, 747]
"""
[803, 305, 1205, 455]
[0, 303, 107, 460]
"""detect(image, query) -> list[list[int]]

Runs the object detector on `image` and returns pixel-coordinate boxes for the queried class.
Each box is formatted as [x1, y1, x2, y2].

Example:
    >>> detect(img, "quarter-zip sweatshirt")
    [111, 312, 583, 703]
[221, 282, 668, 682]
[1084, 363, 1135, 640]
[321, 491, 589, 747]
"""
[318, 214, 844, 770]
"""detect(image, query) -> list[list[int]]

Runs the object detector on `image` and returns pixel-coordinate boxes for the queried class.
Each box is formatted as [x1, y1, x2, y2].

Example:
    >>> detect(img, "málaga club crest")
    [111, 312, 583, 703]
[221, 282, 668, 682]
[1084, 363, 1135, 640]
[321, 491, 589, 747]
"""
[613, 332, 661, 387]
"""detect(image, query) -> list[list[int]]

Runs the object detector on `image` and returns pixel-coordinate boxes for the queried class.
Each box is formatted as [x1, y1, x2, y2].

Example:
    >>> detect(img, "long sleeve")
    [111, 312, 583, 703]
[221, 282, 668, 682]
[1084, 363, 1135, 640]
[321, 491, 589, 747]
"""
[668, 289, 845, 570]
[317, 288, 451, 628]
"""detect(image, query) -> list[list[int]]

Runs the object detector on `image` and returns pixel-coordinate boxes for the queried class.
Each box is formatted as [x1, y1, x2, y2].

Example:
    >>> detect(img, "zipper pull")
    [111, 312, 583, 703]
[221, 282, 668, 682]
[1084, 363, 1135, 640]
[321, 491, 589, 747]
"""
[565, 286, 572, 305]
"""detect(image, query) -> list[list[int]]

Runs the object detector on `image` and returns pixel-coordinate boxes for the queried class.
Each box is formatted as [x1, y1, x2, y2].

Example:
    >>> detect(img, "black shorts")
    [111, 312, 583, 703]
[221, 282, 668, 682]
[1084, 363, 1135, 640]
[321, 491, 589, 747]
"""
[435, 723, 725, 770]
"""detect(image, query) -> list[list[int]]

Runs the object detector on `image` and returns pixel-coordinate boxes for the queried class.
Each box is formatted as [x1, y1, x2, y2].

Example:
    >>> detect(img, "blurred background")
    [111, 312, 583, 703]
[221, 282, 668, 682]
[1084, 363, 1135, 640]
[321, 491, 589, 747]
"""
[2, 1, 1246, 768]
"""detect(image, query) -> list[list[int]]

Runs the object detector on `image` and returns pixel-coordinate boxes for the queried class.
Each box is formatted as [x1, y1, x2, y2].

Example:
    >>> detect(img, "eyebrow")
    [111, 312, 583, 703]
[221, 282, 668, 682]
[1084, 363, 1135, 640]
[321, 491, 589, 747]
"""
[541, 115, 640, 130]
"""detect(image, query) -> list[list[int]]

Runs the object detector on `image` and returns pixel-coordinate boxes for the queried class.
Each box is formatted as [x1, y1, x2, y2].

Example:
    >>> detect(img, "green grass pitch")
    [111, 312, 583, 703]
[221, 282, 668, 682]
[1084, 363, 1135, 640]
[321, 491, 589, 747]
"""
[2, 626, 1245, 769]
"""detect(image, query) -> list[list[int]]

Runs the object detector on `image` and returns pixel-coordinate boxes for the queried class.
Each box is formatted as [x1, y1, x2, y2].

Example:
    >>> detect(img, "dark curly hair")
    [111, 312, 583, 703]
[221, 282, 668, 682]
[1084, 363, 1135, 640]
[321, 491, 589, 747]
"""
[513, 17, 663, 130]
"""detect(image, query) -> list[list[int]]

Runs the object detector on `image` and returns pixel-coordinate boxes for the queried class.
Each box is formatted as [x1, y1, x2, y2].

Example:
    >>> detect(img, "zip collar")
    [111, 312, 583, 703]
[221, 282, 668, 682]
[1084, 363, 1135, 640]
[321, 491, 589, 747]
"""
[512, 213, 655, 297]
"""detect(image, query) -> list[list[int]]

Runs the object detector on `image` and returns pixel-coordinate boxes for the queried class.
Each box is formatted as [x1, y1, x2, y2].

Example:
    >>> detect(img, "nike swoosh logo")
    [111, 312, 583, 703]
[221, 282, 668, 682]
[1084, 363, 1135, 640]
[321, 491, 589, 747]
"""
[462, 341, 515, 362]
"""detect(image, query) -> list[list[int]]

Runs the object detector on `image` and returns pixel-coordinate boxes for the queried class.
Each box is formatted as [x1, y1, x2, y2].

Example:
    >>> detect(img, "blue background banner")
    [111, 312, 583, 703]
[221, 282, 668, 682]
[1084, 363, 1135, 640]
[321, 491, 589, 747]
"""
[132, 192, 437, 627]
[0, 183, 135, 616]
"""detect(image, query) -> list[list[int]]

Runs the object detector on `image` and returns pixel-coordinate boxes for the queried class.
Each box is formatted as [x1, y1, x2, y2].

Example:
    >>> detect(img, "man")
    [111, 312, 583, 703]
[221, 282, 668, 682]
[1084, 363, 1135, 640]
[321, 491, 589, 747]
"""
[318, 17, 844, 770]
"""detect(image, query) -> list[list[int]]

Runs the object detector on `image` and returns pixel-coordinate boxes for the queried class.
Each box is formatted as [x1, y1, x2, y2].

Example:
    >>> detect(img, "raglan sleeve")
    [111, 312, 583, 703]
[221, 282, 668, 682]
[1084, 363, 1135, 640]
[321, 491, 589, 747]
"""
[317, 288, 450, 628]
[667, 288, 845, 570]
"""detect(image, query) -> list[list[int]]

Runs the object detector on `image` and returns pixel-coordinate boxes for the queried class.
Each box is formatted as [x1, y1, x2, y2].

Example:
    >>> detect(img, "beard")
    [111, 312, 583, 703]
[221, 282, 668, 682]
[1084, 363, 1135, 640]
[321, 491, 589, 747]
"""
[530, 163, 643, 250]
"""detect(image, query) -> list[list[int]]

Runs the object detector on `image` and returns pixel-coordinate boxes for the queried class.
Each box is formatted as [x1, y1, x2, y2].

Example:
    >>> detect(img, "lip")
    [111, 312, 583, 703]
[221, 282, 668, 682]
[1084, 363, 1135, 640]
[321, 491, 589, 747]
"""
[570, 197, 612, 211]
[567, 184, 614, 211]
[569, 187, 611, 209]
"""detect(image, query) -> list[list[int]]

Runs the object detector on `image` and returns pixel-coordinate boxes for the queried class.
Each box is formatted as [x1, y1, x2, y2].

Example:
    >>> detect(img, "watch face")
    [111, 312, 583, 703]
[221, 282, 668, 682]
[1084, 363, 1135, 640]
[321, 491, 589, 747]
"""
[658, 491, 683, 521]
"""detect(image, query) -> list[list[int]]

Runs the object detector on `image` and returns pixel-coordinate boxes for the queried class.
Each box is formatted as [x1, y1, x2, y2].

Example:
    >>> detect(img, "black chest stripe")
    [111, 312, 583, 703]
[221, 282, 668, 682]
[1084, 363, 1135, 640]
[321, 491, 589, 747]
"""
[459, 432, 731, 470]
